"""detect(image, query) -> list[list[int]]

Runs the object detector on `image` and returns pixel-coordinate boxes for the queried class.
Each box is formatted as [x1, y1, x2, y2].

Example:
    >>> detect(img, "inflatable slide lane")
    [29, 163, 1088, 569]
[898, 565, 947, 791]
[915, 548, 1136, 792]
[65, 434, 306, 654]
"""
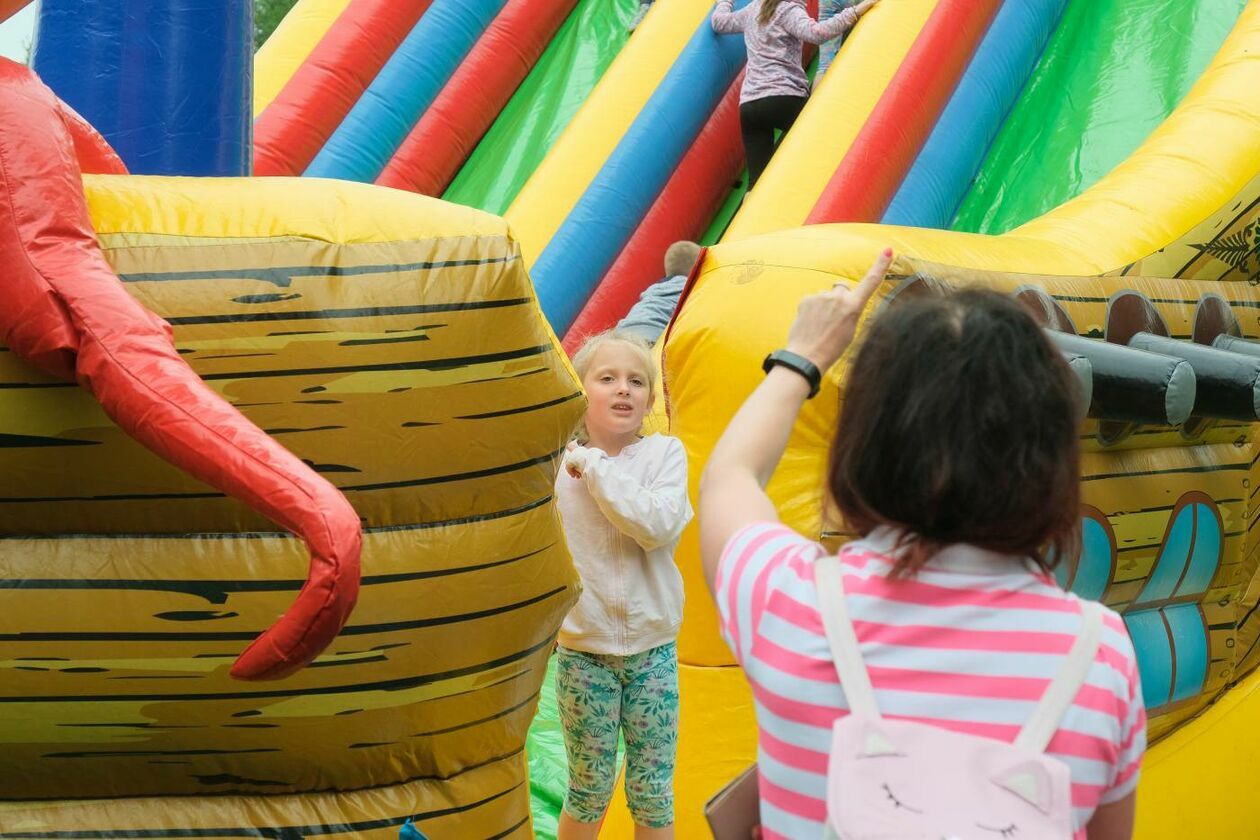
[521, 0, 759, 348]
[254, 0, 594, 191]
[721, 0, 1008, 239]
[0, 61, 583, 839]
[257, 0, 818, 354]
[568, 0, 1241, 343]
[947, 0, 1250, 234]
[654, 3, 1260, 837]
[731, 0, 1247, 238]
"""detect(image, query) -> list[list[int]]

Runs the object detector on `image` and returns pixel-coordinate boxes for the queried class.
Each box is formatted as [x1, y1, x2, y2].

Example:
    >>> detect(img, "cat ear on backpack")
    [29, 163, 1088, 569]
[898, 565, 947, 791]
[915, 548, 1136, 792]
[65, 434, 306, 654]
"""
[855, 721, 902, 758]
[992, 760, 1056, 814]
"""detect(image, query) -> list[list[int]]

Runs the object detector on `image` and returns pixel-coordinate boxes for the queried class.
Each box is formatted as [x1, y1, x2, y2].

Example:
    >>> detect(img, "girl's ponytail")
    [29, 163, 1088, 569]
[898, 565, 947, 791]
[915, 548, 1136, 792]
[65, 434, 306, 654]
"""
[757, 0, 787, 25]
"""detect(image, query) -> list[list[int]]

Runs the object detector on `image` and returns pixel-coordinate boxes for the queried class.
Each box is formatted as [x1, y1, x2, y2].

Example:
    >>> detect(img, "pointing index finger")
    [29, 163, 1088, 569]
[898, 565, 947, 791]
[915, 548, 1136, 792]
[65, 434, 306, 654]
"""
[853, 246, 894, 305]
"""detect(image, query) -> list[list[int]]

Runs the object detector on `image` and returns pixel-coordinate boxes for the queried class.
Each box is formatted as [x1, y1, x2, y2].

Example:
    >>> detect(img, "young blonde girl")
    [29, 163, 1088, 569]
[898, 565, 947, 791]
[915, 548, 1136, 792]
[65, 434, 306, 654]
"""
[556, 329, 693, 840]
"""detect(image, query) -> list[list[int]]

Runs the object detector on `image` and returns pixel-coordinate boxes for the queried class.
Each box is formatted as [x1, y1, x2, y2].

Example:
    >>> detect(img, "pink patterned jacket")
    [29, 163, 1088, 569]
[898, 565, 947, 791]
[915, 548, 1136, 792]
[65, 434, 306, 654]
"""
[711, 0, 859, 103]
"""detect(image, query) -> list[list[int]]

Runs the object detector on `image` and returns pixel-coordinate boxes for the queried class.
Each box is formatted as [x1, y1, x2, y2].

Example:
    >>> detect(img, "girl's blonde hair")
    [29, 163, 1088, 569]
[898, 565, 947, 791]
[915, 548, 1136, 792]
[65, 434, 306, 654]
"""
[569, 329, 658, 442]
[758, 0, 787, 25]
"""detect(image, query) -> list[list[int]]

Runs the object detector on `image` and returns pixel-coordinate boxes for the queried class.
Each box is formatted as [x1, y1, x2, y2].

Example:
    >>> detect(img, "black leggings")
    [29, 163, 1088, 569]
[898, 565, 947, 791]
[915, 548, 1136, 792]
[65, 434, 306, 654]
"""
[739, 94, 808, 189]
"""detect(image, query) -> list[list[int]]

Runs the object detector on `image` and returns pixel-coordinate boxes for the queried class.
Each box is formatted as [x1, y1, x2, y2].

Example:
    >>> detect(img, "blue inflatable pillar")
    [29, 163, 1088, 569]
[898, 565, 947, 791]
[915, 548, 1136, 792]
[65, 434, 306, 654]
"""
[32, 0, 253, 176]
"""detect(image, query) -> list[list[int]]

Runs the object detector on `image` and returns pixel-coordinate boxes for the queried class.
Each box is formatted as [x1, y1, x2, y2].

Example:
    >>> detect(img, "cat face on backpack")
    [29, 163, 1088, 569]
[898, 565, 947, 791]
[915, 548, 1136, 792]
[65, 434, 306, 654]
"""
[826, 718, 1074, 840]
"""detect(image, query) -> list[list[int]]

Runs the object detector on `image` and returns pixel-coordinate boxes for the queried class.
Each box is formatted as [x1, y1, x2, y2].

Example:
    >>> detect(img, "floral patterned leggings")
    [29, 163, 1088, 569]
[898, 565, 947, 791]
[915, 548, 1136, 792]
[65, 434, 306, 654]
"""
[555, 642, 679, 828]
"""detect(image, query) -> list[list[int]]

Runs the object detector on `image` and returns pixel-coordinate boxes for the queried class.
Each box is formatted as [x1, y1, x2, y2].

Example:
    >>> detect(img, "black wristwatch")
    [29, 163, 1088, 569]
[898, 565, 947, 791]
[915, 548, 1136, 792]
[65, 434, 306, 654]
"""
[762, 349, 822, 398]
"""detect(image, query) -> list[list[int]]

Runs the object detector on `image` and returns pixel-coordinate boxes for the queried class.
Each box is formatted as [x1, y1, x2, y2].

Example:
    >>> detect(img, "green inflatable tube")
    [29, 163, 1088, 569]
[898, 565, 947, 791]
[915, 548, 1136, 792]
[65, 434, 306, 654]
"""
[443, 0, 637, 215]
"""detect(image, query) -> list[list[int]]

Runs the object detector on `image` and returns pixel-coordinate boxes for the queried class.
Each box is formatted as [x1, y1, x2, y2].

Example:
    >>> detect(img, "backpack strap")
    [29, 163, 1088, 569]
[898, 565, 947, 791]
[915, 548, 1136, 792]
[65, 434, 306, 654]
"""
[814, 554, 881, 720]
[1014, 600, 1105, 754]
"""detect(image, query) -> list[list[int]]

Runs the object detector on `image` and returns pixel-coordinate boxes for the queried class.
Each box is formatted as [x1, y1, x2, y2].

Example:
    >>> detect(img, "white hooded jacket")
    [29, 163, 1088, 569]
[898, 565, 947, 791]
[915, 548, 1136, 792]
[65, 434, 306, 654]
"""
[556, 434, 694, 656]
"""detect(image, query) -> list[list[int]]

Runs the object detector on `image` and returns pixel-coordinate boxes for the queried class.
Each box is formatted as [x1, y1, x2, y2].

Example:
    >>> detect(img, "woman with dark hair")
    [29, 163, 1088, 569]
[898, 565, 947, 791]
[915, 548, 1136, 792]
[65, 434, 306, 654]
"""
[711, 0, 880, 189]
[698, 251, 1144, 839]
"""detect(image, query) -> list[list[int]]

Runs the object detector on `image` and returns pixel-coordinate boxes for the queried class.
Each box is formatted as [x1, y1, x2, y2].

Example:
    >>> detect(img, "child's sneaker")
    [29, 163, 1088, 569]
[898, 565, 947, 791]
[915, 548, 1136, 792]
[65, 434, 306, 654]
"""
[628, 1, 652, 32]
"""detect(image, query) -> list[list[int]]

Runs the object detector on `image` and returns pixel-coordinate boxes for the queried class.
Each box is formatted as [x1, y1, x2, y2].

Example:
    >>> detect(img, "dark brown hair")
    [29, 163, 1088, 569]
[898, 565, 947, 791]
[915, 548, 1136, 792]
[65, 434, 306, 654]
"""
[829, 289, 1081, 577]
[758, 0, 787, 25]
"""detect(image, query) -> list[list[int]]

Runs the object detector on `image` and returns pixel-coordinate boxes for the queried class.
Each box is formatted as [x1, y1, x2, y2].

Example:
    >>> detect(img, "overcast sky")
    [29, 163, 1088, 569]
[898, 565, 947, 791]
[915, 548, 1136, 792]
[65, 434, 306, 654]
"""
[0, 5, 35, 64]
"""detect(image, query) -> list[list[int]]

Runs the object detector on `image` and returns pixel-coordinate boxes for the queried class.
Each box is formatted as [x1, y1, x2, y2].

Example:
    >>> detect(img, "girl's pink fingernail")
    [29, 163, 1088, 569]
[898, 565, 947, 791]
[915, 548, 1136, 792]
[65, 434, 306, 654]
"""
[883, 247, 893, 257]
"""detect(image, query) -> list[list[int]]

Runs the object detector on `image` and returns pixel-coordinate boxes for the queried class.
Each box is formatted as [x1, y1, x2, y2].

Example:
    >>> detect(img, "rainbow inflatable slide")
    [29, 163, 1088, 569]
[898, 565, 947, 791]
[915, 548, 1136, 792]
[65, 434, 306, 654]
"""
[0, 0, 1257, 838]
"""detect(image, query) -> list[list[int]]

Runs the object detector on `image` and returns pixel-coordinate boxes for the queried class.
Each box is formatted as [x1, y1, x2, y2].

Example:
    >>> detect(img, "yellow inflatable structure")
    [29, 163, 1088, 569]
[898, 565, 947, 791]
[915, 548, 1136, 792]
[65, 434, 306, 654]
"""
[0, 177, 582, 837]
[615, 3, 1260, 838]
[2, 4, 1258, 839]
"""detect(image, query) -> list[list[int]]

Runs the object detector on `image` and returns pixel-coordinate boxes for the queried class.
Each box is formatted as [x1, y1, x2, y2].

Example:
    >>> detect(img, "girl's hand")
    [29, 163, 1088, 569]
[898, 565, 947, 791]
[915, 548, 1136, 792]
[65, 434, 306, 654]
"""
[784, 247, 893, 371]
[564, 441, 584, 479]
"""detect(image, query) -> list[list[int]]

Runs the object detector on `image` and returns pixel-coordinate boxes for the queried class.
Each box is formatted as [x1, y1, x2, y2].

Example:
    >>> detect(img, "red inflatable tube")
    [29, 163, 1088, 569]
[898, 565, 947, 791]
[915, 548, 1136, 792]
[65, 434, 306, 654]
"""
[254, 0, 432, 177]
[0, 59, 362, 681]
[561, 74, 745, 354]
[375, 0, 578, 196]
[805, 0, 1002, 224]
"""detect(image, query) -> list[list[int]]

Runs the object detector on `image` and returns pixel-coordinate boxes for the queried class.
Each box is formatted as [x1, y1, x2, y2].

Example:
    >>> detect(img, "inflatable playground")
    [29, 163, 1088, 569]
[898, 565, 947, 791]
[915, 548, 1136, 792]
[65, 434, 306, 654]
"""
[1, 0, 1258, 836]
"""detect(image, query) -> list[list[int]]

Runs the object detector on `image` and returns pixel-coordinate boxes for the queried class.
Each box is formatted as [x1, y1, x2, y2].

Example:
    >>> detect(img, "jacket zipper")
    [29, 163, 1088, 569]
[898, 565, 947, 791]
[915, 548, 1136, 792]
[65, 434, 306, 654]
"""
[614, 521, 623, 654]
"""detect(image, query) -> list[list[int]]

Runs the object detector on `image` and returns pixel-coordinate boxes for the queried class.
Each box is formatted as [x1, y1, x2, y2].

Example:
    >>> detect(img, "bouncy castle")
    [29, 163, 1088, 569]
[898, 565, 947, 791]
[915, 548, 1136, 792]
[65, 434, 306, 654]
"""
[1, 0, 1259, 838]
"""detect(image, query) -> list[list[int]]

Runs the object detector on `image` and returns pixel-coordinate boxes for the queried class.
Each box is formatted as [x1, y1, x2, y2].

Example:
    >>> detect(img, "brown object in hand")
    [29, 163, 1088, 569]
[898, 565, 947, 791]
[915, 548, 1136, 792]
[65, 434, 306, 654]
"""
[704, 764, 761, 839]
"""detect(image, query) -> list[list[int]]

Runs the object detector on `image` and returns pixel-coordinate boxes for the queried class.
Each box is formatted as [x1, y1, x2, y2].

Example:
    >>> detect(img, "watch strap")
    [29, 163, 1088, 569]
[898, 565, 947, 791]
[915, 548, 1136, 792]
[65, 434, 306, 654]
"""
[762, 349, 822, 398]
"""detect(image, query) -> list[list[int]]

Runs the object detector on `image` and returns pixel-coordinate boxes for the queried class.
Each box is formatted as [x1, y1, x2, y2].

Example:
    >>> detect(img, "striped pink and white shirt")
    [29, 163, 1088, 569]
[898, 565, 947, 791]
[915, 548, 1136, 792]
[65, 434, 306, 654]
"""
[716, 523, 1146, 840]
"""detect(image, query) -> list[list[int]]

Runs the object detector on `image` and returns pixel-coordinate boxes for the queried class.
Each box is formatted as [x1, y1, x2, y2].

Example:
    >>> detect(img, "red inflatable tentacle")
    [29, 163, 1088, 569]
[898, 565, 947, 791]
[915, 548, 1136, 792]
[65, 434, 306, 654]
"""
[72, 317, 363, 680]
[0, 58, 362, 681]
[0, 64, 84, 380]
[56, 99, 128, 175]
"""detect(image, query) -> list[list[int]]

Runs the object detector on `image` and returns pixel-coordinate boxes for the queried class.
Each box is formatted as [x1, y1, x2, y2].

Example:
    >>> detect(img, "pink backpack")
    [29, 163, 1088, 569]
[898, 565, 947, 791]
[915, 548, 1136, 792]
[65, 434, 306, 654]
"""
[814, 553, 1104, 840]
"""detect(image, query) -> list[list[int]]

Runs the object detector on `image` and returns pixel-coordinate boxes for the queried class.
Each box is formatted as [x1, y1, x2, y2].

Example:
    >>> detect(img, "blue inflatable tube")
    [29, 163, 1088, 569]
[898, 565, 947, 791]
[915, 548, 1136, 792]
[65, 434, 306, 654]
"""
[531, 1, 751, 333]
[881, 0, 1069, 229]
[305, 0, 509, 182]
[31, 0, 252, 176]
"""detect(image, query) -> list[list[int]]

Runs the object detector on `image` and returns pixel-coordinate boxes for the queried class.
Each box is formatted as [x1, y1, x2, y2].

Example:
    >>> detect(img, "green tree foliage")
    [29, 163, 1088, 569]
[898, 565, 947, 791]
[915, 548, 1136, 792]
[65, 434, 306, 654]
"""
[255, 0, 300, 49]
